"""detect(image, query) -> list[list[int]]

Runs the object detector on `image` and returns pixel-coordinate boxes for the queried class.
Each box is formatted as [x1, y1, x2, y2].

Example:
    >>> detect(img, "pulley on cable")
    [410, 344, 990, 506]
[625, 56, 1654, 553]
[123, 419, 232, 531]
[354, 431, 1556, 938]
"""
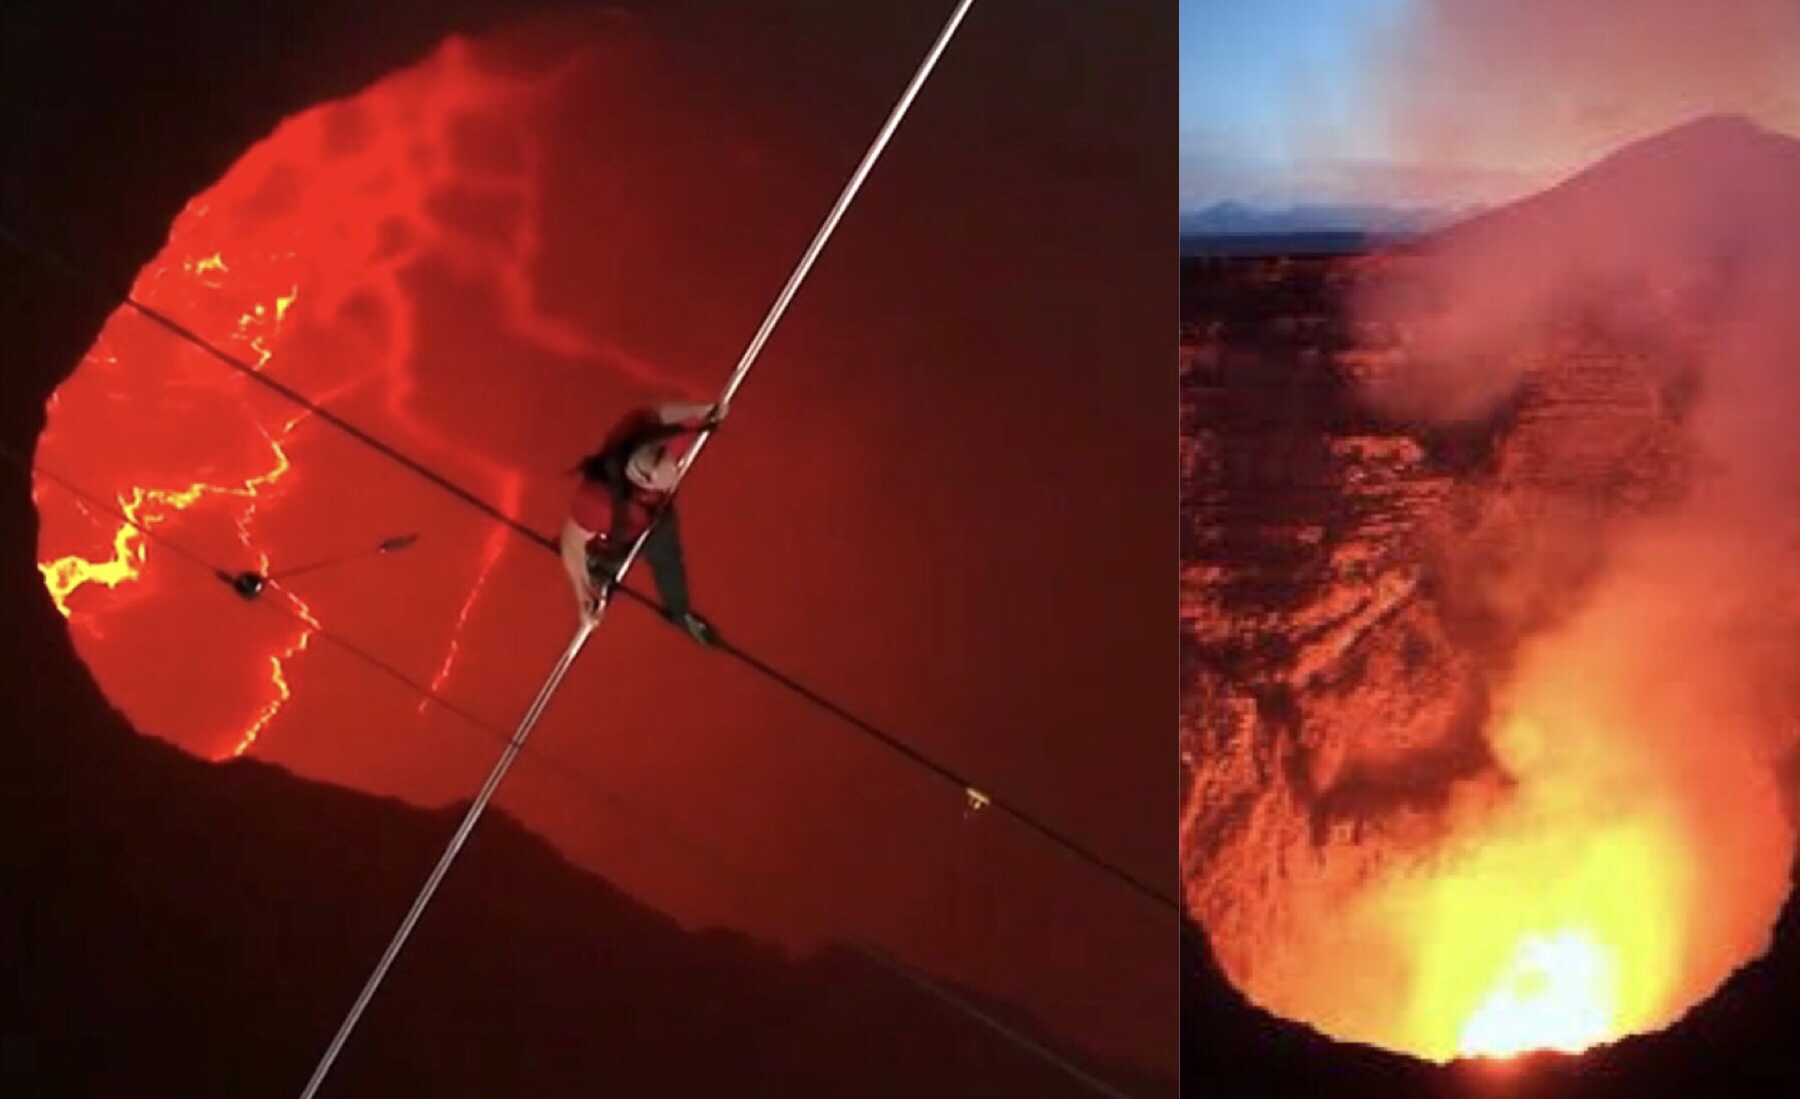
[216, 533, 419, 600]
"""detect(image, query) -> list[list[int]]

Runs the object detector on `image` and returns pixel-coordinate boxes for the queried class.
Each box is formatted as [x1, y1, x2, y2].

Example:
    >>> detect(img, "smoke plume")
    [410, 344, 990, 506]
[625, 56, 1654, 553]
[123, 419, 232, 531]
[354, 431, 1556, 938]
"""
[1340, 111, 1800, 1054]
[1364, 0, 1800, 180]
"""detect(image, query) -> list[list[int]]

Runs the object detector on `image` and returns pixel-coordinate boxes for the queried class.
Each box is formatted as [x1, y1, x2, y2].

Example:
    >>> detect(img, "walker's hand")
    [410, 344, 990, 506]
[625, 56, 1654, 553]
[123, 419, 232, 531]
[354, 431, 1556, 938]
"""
[580, 588, 604, 625]
[657, 401, 715, 426]
[703, 403, 728, 430]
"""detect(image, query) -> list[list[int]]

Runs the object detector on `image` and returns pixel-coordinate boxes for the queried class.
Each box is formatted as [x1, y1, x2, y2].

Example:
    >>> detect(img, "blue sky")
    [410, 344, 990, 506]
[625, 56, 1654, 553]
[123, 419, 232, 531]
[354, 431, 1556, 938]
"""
[1180, 0, 1416, 208]
[1178, 0, 1557, 212]
[1180, 0, 1406, 159]
[1181, 0, 1800, 212]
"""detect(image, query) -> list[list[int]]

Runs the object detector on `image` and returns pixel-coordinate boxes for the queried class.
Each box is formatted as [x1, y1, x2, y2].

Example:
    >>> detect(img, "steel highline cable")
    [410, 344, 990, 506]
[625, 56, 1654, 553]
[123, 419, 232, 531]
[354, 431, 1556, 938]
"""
[1, 205, 1174, 1084]
[0, 4, 1172, 915]
[297, 4, 972, 1092]
[0, 15, 1171, 911]
[17, 453, 1137, 1099]
[291, 3, 1045, 1095]
[1, 5, 1164, 1091]
[0, 240, 1171, 909]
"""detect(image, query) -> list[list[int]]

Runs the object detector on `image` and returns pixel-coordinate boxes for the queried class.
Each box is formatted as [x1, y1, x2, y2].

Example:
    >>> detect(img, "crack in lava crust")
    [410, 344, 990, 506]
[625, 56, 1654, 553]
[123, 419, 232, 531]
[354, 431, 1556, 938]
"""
[33, 33, 690, 762]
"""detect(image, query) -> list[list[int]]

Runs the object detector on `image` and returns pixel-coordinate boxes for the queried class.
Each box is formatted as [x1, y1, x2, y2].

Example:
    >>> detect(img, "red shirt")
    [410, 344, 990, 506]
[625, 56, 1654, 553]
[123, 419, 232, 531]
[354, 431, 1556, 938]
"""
[569, 477, 665, 544]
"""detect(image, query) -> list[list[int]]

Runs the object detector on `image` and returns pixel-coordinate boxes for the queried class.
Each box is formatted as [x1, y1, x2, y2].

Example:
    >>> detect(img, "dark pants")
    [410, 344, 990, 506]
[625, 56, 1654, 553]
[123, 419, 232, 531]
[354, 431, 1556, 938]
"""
[586, 506, 691, 619]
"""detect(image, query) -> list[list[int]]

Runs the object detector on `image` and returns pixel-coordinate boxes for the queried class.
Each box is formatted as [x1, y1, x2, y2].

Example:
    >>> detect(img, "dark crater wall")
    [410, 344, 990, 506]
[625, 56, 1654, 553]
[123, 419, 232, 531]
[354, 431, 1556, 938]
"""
[0, 2, 1172, 1096]
[1182, 253, 1800, 1096]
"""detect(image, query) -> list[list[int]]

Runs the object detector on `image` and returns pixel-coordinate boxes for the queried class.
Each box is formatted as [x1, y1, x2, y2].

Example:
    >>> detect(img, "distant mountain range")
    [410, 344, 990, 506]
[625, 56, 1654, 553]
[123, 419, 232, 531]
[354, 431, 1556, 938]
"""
[1179, 201, 1480, 238]
[1422, 112, 1798, 257]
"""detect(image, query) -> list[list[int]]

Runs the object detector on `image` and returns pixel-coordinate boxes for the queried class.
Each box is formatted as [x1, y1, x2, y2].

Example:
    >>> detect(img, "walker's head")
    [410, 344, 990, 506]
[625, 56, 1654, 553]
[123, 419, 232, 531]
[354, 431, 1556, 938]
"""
[626, 440, 682, 492]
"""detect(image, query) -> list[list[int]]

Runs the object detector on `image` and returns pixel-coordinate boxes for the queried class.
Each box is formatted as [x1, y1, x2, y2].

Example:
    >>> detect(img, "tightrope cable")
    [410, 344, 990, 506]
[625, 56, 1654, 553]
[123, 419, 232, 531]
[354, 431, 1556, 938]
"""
[16, 437, 1140, 1099]
[294, 4, 1004, 1094]
[0, 7, 1169, 915]
[0, 4, 1169, 1092]
[0, 217, 1171, 915]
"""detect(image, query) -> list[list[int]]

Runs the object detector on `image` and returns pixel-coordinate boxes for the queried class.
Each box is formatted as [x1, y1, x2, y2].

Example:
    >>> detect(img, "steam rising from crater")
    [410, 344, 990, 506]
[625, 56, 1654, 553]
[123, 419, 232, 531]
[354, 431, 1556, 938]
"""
[1185, 113, 1800, 1061]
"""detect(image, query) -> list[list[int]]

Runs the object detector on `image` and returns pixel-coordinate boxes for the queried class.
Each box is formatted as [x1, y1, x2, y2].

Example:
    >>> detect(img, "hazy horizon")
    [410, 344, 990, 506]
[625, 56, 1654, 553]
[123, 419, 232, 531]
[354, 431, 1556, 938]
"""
[1182, 0, 1800, 210]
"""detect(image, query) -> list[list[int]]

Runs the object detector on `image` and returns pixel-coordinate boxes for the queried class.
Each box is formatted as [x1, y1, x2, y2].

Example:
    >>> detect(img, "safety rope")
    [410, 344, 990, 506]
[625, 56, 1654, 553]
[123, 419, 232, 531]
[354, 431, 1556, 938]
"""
[0, 3, 1170, 1092]
[2, 9, 1174, 1091]
[0, 223, 1176, 911]
[0, 8, 1170, 919]
[295, 618, 595, 1099]
[17, 445, 1142, 1099]
[295, 3, 1000, 1094]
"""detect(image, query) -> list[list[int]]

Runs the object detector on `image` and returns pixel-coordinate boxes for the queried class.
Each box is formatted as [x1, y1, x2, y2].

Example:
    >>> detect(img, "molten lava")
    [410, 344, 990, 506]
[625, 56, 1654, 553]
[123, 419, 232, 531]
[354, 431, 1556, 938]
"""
[1459, 931, 1614, 1058]
[1384, 706, 1691, 1061]
[25, 19, 1179, 1076]
[39, 491, 147, 622]
[1184, 119, 1800, 1066]
[33, 36, 681, 762]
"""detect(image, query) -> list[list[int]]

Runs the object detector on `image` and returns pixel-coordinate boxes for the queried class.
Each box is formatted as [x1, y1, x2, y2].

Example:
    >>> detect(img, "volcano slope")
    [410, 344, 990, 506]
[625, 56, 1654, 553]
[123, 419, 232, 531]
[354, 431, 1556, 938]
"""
[0, 1, 1175, 1096]
[1181, 237, 1800, 1092]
